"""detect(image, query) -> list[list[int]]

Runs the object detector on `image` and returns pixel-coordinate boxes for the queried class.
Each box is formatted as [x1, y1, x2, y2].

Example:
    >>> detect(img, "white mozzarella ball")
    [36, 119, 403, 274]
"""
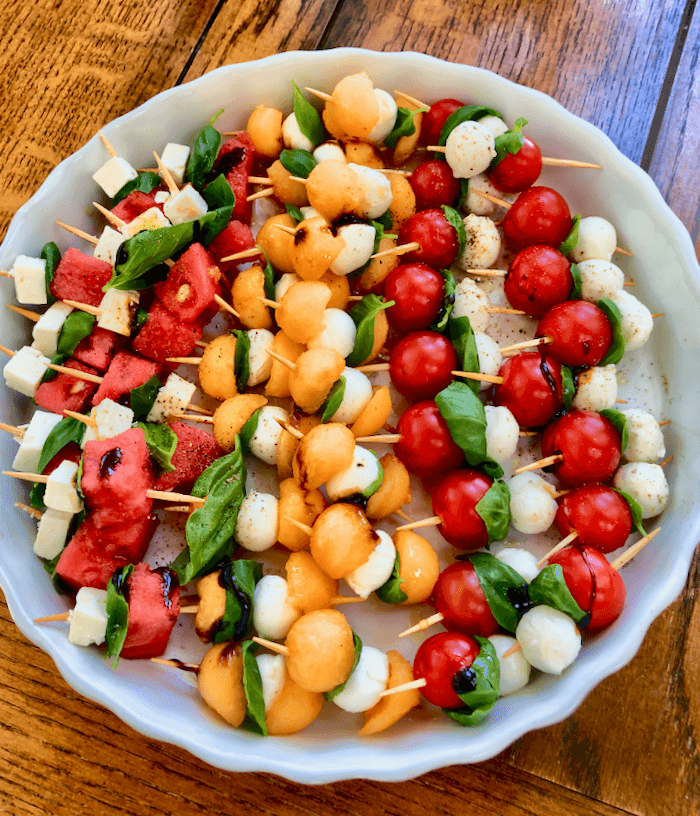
[463, 173, 504, 216]
[613, 462, 669, 519]
[484, 405, 519, 464]
[330, 367, 373, 424]
[508, 473, 557, 535]
[236, 492, 279, 552]
[348, 163, 393, 219]
[300, 206, 322, 220]
[313, 142, 346, 164]
[576, 259, 625, 302]
[458, 214, 501, 270]
[255, 654, 286, 712]
[248, 406, 289, 465]
[247, 328, 275, 386]
[253, 576, 301, 641]
[474, 332, 502, 391]
[478, 115, 509, 138]
[494, 548, 540, 584]
[332, 646, 390, 713]
[326, 447, 381, 501]
[488, 634, 531, 695]
[610, 290, 654, 351]
[452, 278, 490, 333]
[345, 530, 396, 599]
[367, 89, 399, 144]
[444, 120, 496, 179]
[329, 224, 376, 276]
[621, 409, 666, 463]
[572, 364, 618, 412]
[570, 216, 617, 262]
[516, 606, 582, 674]
[282, 112, 315, 153]
[275, 272, 302, 302]
[307, 308, 357, 358]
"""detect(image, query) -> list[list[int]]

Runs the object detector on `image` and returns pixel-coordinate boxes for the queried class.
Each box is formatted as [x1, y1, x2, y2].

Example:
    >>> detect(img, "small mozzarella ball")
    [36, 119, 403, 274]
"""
[248, 406, 289, 465]
[463, 173, 503, 216]
[577, 259, 625, 303]
[484, 405, 519, 464]
[236, 492, 279, 552]
[516, 606, 582, 674]
[282, 112, 315, 153]
[613, 462, 669, 518]
[367, 89, 398, 144]
[329, 223, 376, 276]
[452, 278, 490, 333]
[255, 653, 286, 711]
[300, 206, 322, 220]
[330, 367, 374, 424]
[313, 141, 346, 164]
[572, 364, 618, 412]
[444, 120, 496, 179]
[348, 163, 393, 219]
[495, 548, 540, 583]
[610, 290, 654, 351]
[345, 530, 396, 599]
[275, 272, 302, 302]
[489, 634, 531, 695]
[478, 115, 509, 138]
[458, 214, 501, 270]
[508, 472, 557, 535]
[332, 646, 390, 713]
[247, 328, 275, 386]
[253, 575, 301, 640]
[307, 308, 357, 358]
[474, 332, 502, 391]
[570, 216, 617, 262]
[621, 409, 666, 463]
[327, 447, 381, 502]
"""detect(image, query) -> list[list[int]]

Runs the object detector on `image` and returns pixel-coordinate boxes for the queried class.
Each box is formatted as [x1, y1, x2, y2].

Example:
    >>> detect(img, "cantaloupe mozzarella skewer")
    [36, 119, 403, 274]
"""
[427, 144, 603, 170]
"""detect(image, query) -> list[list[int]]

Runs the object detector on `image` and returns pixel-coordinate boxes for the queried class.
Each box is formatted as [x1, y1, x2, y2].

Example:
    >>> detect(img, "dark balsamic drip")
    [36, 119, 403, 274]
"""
[577, 544, 596, 628]
[294, 227, 308, 246]
[192, 220, 204, 244]
[582, 340, 591, 356]
[169, 658, 199, 674]
[154, 567, 178, 610]
[217, 147, 246, 176]
[343, 492, 369, 511]
[538, 346, 559, 402]
[111, 568, 131, 602]
[452, 666, 477, 695]
[220, 641, 240, 662]
[331, 213, 366, 235]
[507, 584, 533, 618]
[217, 563, 252, 639]
[115, 243, 129, 267]
[99, 447, 123, 479]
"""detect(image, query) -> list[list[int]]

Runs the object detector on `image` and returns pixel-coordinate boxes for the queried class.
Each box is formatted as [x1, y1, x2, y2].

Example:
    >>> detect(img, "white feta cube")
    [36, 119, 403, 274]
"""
[31, 301, 74, 358]
[44, 460, 83, 514]
[119, 206, 171, 238]
[11, 256, 47, 305]
[92, 156, 138, 198]
[34, 508, 74, 560]
[81, 399, 134, 448]
[93, 226, 124, 266]
[154, 191, 171, 204]
[3, 346, 50, 397]
[161, 143, 191, 186]
[97, 289, 139, 336]
[12, 411, 63, 472]
[163, 184, 209, 225]
[146, 373, 197, 422]
[68, 588, 109, 647]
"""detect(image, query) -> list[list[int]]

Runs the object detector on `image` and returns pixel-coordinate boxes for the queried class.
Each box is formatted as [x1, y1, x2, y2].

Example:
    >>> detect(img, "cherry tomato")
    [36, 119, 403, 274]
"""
[431, 469, 492, 551]
[502, 186, 572, 251]
[488, 135, 543, 193]
[549, 545, 626, 631]
[397, 209, 460, 269]
[384, 262, 445, 333]
[503, 245, 574, 317]
[536, 300, 612, 367]
[494, 352, 563, 428]
[422, 99, 465, 147]
[555, 485, 633, 553]
[432, 561, 499, 637]
[413, 631, 480, 709]
[395, 401, 464, 478]
[390, 330, 457, 402]
[409, 160, 461, 210]
[541, 410, 622, 486]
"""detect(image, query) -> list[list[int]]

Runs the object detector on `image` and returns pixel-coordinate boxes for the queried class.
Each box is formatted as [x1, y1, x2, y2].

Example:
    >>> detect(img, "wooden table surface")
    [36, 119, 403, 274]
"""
[1, 0, 699, 813]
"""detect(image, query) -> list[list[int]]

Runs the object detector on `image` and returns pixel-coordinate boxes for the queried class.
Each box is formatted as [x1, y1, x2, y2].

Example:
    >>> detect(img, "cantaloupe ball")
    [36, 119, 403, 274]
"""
[230, 264, 274, 330]
[285, 550, 337, 612]
[322, 101, 351, 140]
[277, 478, 327, 552]
[292, 422, 355, 491]
[265, 668, 324, 735]
[366, 453, 411, 520]
[276, 280, 331, 344]
[267, 159, 309, 207]
[350, 386, 393, 438]
[194, 571, 226, 643]
[310, 503, 379, 579]
[355, 308, 389, 366]
[319, 269, 351, 309]
[276, 414, 323, 481]
[285, 609, 355, 693]
[292, 216, 345, 281]
[343, 140, 385, 169]
[388, 173, 417, 231]
[392, 99, 424, 166]
[198, 334, 237, 401]
[198, 642, 246, 728]
[306, 160, 362, 222]
[246, 106, 284, 158]
[358, 235, 398, 292]
[331, 73, 380, 139]
[265, 330, 304, 399]
[213, 394, 267, 451]
[257, 214, 296, 275]
[393, 530, 440, 605]
[289, 346, 345, 415]
[358, 650, 419, 736]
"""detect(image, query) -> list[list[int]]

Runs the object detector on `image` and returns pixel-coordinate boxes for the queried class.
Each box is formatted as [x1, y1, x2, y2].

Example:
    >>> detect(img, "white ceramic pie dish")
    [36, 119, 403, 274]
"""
[1, 48, 699, 783]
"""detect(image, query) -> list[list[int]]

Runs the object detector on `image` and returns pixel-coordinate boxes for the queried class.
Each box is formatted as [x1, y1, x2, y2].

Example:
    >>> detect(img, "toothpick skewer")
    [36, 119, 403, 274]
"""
[394, 91, 429, 109]
[220, 247, 261, 263]
[378, 678, 426, 698]
[464, 268, 507, 277]
[500, 337, 553, 354]
[98, 130, 118, 158]
[354, 434, 401, 443]
[213, 294, 241, 319]
[304, 87, 333, 103]
[252, 637, 289, 656]
[266, 349, 296, 371]
[14, 502, 43, 519]
[6, 304, 41, 322]
[355, 363, 390, 373]
[247, 188, 276, 202]
[274, 224, 299, 236]
[512, 454, 565, 475]
[0, 421, 25, 437]
[536, 530, 579, 568]
[55, 221, 99, 245]
[610, 527, 661, 570]
[451, 370, 504, 385]
[427, 146, 602, 169]
[395, 516, 442, 532]
[153, 151, 180, 195]
[93, 202, 127, 229]
[370, 242, 421, 260]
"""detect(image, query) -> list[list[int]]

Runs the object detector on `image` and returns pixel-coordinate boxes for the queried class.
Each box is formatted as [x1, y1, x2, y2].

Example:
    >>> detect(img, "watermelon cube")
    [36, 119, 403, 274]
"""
[49, 248, 112, 307]
[34, 359, 99, 415]
[120, 563, 180, 660]
[91, 350, 160, 406]
[154, 243, 221, 323]
[132, 301, 203, 362]
[111, 190, 162, 224]
[72, 327, 124, 372]
[208, 220, 259, 275]
[214, 133, 256, 224]
[153, 421, 223, 493]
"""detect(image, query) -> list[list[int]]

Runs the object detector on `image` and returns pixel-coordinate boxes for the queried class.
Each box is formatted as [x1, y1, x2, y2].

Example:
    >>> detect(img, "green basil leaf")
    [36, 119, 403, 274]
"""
[76, 454, 85, 500]
[375, 210, 393, 231]
[57, 311, 96, 357]
[186, 110, 224, 190]
[285, 203, 304, 223]
[39, 353, 64, 384]
[441, 205, 466, 259]
[383, 106, 427, 150]
[105, 564, 135, 664]
[448, 316, 480, 395]
[435, 381, 486, 466]
[134, 307, 149, 332]
[438, 105, 503, 147]
[232, 329, 251, 392]
[215, 560, 263, 643]
[458, 178, 469, 210]
[110, 171, 162, 207]
[570, 263, 582, 300]
[597, 298, 626, 365]
[482, 458, 504, 480]
[475, 480, 511, 545]
[561, 365, 575, 410]
[559, 213, 582, 256]
[202, 173, 236, 211]
[239, 408, 261, 455]
[443, 636, 500, 726]
[613, 488, 646, 536]
[375, 550, 408, 604]
[135, 422, 178, 473]
[37, 416, 86, 474]
[41, 242, 61, 305]
[599, 408, 629, 453]
[346, 295, 393, 367]
[279, 148, 316, 179]
[292, 82, 324, 147]
[241, 640, 268, 736]
[491, 117, 528, 168]
[129, 375, 161, 420]
[30, 482, 46, 510]
[469, 552, 528, 632]
[431, 268, 456, 333]
[325, 633, 362, 701]
[320, 376, 346, 423]
[528, 564, 587, 626]
[361, 451, 384, 498]
[261, 250, 276, 301]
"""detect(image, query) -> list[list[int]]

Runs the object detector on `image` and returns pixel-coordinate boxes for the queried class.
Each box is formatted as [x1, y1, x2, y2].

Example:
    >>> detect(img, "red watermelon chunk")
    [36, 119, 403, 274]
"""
[72, 327, 124, 373]
[42, 442, 82, 475]
[132, 301, 203, 362]
[34, 359, 99, 415]
[208, 220, 259, 274]
[120, 563, 180, 660]
[153, 421, 224, 493]
[92, 350, 160, 406]
[49, 248, 112, 307]
[214, 133, 256, 224]
[111, 190, 163, 224]
[81, 427, 154, 527]
[154, 243, 221, 323]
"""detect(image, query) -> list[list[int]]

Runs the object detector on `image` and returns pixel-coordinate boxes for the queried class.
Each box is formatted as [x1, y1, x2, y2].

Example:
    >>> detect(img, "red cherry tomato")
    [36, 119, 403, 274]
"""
[555, 485, 633, 553]
[432, 561, 499, 637]
[494, 352, 563, 428]
[422, 99, 465, 147]
[488, 136, 543, 193]
[389, 330, 457, 402]
[395, 401, 464, 478]
[504, 245, 574, 317]
[397, 209, 460, 269]
[549, 545, 626, 631]
[431, 469, 492, 551]
[413, 631, 480, 709]
[384, 263, 445, 333]
[502, 186, 572, 251]
[541, 410, 622, 486]
[536, 300, 612, 367]
[409, 160, 461, 210]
